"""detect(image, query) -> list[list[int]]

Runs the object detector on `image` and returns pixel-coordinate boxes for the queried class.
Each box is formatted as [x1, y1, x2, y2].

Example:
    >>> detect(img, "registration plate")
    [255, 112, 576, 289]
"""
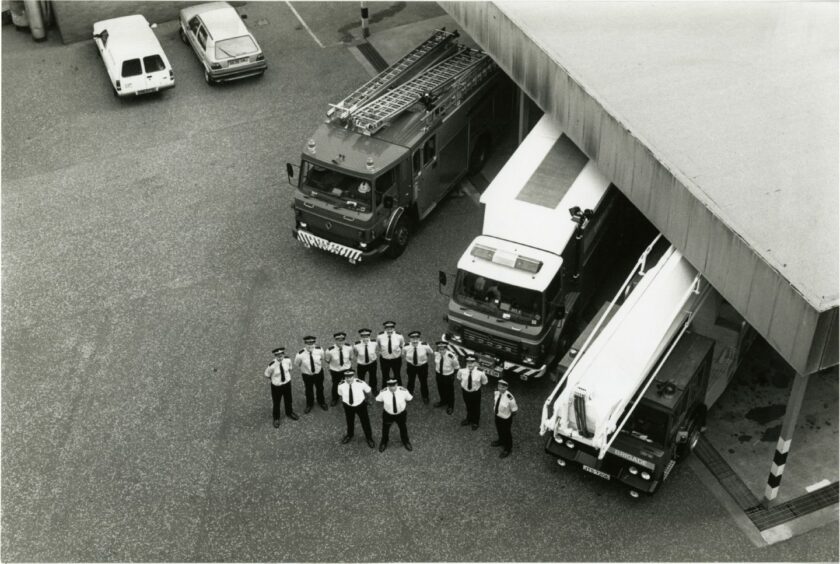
[484, 367, 501, 378]
[582, 465, 611, 480]
[228, 57, 247, 66]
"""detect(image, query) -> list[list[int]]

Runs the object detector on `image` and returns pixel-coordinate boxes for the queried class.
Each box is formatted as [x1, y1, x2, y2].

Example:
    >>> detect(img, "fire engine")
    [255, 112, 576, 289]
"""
[438, 114, 651, 381]
[286, 29, 514, 263]
[540, 236, 755, 497]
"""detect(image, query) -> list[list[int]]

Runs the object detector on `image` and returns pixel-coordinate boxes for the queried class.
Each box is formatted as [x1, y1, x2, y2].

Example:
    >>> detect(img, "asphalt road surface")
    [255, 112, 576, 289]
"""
[2, 2, 837, 561]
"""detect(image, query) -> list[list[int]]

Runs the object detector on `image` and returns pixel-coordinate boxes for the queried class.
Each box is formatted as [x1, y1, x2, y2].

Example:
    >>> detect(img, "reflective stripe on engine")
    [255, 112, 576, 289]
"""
[297, 230, 363, 263]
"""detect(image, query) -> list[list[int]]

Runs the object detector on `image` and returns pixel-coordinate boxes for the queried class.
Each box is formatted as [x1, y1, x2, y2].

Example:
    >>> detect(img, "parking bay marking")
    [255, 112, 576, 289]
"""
[285, 1, 325, 48]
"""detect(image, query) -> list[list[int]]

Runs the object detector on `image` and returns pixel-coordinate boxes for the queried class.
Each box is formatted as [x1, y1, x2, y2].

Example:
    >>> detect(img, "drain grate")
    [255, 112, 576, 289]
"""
[696, 435, 839, 531]
[356, 42, 389, 73]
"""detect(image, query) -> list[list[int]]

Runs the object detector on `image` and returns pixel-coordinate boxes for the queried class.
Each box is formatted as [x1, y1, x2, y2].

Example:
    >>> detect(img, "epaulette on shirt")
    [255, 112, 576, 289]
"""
[378, 331, 385, 335]
[298, 349, 305, 354]
[505, 392, 513, 399]
[421, 341, 428, 346]
[355, 340, 361, 345]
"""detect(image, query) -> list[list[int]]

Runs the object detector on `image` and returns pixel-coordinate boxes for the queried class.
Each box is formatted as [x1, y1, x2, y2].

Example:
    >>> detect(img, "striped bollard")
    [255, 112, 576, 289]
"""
[763, 372, 809, 503]
[360, 2, 370, 38]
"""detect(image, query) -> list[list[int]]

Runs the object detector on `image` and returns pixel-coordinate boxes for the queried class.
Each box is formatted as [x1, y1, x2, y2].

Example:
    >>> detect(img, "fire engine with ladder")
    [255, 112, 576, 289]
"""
[286, 29, 514, 263]
[540, 236, 755, 497]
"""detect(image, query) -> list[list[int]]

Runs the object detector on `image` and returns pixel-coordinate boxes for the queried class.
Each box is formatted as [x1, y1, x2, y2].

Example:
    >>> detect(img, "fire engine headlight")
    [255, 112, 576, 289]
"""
[449, 333, 462, 344]
[564, 440, 575, 449]
[522, 355, 536, 366]
[299, 222, 308, 229]
[641, 471, 651, 481]
[359, 242, 367, 249]
[628, 466, 639, 475]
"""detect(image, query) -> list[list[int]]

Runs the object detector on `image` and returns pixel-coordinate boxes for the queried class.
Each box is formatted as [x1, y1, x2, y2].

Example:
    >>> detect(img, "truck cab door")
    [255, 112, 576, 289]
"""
[412, 135, 441, 219]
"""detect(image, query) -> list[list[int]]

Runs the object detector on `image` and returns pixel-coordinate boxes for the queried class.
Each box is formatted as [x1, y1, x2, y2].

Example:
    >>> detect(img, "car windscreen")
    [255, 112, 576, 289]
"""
[453, 271, 544, 325]
[121, 59, 143, 77]
[143, 55, 166, 73]
[215, 36, 258, 59]
[301, 161, 372, 212]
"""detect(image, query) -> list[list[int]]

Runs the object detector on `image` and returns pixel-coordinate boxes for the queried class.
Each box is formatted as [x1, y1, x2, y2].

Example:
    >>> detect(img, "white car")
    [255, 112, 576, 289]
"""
[179, 2, 267, 85]
[92, 15, 175, 97]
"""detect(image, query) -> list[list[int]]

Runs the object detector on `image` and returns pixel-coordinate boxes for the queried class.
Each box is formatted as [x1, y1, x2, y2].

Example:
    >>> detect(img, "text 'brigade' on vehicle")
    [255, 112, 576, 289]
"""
[286, 29, 515, 264]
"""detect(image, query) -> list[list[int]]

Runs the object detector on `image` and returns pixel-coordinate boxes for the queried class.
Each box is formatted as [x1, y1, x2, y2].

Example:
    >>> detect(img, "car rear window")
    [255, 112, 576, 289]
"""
[121, 58, 142, 77]
[215, 36, 257, 59]
[143, 55, 166, 73]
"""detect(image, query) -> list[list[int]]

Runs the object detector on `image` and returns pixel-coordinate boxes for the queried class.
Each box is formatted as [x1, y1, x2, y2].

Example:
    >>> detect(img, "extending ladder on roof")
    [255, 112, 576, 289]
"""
[352, 47, 494, 135]
[326, 29, 458, 122]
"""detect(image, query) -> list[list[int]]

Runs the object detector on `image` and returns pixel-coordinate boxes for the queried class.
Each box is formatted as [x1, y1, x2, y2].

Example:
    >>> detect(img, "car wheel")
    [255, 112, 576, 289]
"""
[385, 218, 410, 259]
[179, 28, 187, 44]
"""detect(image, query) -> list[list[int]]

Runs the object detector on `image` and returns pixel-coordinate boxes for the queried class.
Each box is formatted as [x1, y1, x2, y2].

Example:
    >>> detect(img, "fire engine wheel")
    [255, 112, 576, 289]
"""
[385, 219, 410, 259]
[677, 419, 702, 460]
[468, 136, 491, 174]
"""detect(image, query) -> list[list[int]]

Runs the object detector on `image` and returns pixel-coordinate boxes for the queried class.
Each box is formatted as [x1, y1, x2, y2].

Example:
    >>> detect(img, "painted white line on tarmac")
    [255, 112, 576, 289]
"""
[805, 479, 832, 492]
[285, 1, 325, 48]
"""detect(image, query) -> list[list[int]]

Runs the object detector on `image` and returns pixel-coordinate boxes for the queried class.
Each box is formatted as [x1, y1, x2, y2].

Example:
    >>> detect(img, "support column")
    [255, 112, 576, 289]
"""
[517, 88, 528, 144]
[763, 372, 809, 503]
[360, 2, 370, 39]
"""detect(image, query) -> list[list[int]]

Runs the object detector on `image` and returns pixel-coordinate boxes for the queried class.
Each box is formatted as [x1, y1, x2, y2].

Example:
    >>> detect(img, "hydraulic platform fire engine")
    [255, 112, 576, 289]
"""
[287, 29, 514, 263]
[540, 236, 755, 497]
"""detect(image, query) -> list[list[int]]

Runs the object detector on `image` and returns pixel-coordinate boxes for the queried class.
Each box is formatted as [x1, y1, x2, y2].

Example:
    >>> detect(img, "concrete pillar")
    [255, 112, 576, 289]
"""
[763, 372, 809, 503]
[517, 88, 528, 144]
[360, 1, 370, 39]
[23, 0, 45, 41]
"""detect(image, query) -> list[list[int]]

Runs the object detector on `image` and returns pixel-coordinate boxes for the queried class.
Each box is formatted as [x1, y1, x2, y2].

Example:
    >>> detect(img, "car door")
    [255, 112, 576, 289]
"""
[142, 54, 169, 89]
[187, 17, 208, 65]
[94, 30, 116, 85]
[119, 57, 144, 93]
[412, 134, 441, 219]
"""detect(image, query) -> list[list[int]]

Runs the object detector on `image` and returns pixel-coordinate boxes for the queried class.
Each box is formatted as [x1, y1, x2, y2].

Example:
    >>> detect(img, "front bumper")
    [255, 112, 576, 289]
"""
[294, 228, 386, 264]
[441, 335, 546, 381]
[544, 435, 660, 494]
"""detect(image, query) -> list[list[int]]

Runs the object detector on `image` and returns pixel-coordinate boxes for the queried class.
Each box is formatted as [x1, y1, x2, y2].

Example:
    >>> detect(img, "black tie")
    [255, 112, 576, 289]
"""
[392, 390, 398, 414]
[280, 361, 286, 383]
[349, 382, 354, 405]
[388, 335, 392, 355]
[339, 346, 344, 366]
[438, 353, 443, 374]
[494, 392, 501, 415]
[467, 369, 473, 391]
[364, 342, 370, 363]
[309, 351, 315, 373]
[413, 346, 418, 365]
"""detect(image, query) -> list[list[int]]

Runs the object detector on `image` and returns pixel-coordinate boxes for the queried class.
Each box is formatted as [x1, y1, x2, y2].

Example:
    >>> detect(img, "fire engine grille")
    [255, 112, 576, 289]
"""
[463, 328, 520, 356]
[304, 224, 361, 250]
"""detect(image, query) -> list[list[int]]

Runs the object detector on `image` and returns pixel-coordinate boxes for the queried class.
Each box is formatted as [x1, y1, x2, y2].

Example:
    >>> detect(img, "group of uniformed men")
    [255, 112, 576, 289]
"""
[264, 321, 519, 457]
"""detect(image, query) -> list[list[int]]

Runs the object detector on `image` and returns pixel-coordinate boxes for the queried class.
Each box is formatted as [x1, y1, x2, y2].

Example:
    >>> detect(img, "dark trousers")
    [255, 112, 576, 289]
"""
[436, 372, 455, 407]
[406, 363, 429, 400]
[381, 410, 409, 445]
[302, 371, 325, 407]
[462, 389, 481, 424]
[329, 370, 343, 402]
[270, 382, 293, 419]
[495, 415, 513, 451]
[379, 357, 402, 385]
[357, 361, 378, 393]
[343, 403, 373, 439]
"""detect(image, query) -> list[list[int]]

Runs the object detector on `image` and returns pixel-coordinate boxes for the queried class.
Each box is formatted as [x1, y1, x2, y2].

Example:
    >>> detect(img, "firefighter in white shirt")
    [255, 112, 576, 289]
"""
[403, 330, 434, 404]
[377, 321, 404, 385]
[353, 328, 379, 394]
[433, 341, 460, 414]
[264, 347, 299, 427]
[337, 370, 376, 448]
[293, 335, 328, 414]
[326, 332, 353, 406]
[375, 378, 414, 452]
[491, 379, 518, 458]
[457, 355, 487, 430]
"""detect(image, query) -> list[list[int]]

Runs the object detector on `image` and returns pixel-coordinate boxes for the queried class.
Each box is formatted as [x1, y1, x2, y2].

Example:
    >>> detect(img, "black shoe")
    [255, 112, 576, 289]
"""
[500, 450, 511, 459]
[490, 440, 502, 447]
[403, 441, 413, 452]
[287, 412, 300, 421]
[471, 424, 479, 431]
[423, 397, 429, 404]
[434, 401, 446, 408]
[330, 398, 338, 407]
[341, 435, 352, 444]
[460, 419, 470, 426]
[366, 438, 376, 449]
[304, 405, 312, 414]
[273, 419, 280, 428]
[446, 407, 453, 415]
[319, 403, 328, 411]
[379, 442, 387, 452]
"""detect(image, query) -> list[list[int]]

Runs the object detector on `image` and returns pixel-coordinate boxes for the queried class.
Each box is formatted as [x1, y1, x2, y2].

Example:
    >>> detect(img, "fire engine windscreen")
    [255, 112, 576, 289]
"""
[453, 271, 543, 324]
[623, 403, 668, 446]
[301, 162, 373, 212]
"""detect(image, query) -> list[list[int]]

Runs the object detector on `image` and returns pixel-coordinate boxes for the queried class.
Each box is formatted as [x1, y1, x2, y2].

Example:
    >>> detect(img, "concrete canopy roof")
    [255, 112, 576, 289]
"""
[441, 1, 838, 375]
